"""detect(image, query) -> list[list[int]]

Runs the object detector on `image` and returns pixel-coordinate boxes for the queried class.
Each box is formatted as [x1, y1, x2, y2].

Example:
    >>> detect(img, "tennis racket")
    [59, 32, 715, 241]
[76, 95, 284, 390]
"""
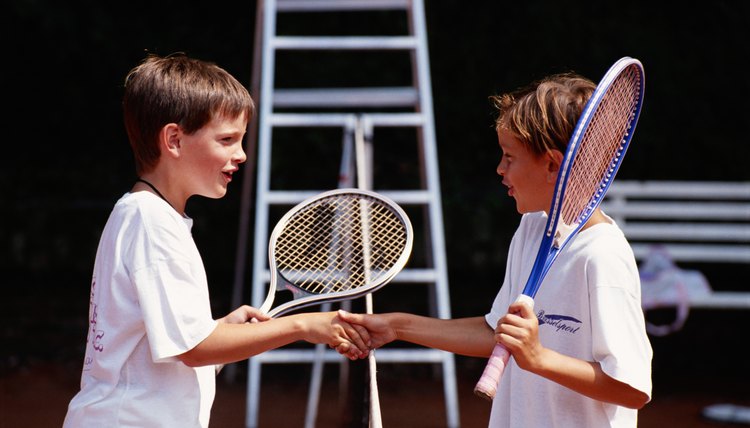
[474, 56, 646, 400]
[258, 188, 413, 318]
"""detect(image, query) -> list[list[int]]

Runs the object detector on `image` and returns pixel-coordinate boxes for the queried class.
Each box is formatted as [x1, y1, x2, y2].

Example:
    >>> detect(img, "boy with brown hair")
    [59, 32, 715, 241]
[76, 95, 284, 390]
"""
[64, 53, 369, 428]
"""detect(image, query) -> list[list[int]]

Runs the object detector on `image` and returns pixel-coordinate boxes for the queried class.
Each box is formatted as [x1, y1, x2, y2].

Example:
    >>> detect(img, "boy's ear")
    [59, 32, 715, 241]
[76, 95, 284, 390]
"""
[546, 149, 564, 183]
[160, 123, 182, 158]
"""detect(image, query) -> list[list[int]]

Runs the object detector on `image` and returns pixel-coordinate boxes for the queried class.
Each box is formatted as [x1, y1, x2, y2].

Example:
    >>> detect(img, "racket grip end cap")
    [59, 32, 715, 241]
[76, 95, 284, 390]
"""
[473, 383, 497, 401]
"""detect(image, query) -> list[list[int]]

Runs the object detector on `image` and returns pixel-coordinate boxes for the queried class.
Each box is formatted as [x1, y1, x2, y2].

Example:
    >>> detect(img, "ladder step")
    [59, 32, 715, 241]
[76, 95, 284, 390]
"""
[270, 112, 425, 127]
[244, 1, 459, 426]
[266, 190, 324, 204]
[380, 190, 432, 204]
[253, 347, 449, 363]
[390, 268, 438, 282]
[260, 267, 438, 283]
[274, 87, 419, 108]
[265, 189, 431, 205]
[273, 36, 418, 50]
[277, 0, 410, 12]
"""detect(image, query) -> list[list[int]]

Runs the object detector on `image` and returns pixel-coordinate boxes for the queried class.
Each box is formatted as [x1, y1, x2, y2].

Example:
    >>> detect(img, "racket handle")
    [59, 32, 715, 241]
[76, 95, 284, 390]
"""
[473, 344, 510, 400]
[474, 294, 535, 400]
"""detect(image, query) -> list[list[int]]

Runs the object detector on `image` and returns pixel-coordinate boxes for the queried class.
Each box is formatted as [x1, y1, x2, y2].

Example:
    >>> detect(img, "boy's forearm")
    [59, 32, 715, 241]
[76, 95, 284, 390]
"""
[533, 348, 649, 409]
[389, 314, 496, 358]
[181, 317, 307, 366]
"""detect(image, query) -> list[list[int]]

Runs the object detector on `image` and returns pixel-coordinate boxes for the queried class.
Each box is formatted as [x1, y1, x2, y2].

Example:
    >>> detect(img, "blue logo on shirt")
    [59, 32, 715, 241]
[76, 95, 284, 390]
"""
[537, 310, 582, 334]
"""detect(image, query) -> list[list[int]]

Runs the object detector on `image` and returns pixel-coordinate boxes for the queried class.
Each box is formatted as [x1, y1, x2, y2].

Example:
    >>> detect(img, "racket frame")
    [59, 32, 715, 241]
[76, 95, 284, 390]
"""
[523, 56, 645, 299]
[260, 188, 413, 318]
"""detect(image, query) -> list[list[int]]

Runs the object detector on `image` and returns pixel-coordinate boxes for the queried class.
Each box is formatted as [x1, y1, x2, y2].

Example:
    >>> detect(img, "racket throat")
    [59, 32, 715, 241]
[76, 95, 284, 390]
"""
[552, 221, 576, 248]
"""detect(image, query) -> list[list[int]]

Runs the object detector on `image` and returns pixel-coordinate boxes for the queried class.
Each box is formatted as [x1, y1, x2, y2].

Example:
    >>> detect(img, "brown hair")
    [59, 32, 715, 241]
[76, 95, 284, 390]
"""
[492, 73, 595, 157]
[122, 53, 255, 175]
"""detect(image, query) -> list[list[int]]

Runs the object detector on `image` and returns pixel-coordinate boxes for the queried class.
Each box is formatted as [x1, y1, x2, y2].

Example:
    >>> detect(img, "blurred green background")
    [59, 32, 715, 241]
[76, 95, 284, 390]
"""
[2, 0, 749, 402]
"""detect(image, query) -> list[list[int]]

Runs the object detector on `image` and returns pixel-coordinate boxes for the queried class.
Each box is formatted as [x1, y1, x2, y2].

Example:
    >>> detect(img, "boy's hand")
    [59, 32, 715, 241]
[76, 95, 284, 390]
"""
[336, 310, 397, 350]
[218, 305, 271, 324]
[302, 312, 371, 360]
[495, 300, 543, 371]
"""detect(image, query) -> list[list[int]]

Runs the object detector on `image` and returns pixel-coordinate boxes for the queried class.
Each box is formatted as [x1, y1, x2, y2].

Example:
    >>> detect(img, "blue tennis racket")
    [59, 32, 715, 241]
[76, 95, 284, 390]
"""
[474, 56, 646, 400]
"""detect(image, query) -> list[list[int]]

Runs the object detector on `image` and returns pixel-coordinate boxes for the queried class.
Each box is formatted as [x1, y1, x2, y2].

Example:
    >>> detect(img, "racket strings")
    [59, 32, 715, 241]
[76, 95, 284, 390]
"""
[274, 195, 408, 295]
[560, 65, 642, 228]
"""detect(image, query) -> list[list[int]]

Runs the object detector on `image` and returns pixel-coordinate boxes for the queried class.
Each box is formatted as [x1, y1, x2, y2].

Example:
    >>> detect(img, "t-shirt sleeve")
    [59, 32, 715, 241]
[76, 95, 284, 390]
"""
[588, 242, 653, 398]
[124, 198, 219, 363]
[132, 260, 218, 362]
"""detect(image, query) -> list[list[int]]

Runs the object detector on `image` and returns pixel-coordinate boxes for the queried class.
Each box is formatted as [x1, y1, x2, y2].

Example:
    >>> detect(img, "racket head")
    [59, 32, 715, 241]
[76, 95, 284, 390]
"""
[264, 188, 413, 317]
[524, 57, 645, 297]
[549, 58, 644, 242]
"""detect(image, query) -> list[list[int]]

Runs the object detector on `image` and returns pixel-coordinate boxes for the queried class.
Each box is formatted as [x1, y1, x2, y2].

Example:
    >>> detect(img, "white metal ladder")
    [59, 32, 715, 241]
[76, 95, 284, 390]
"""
[231, 1, 460, 426]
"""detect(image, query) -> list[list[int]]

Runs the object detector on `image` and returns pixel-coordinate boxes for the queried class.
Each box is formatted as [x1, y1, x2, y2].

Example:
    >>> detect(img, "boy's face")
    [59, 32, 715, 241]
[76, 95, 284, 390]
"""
[495, 129, 559, 214]
[178, 112, 248, 199]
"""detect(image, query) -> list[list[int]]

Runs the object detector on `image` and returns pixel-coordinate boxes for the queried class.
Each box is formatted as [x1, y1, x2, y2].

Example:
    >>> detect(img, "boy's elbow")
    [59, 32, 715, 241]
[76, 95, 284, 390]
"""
[178, 327, 223, 367]
[635, 392, 651, 410]
[624, 390, 650, 410]
[178, 348, 210, 367]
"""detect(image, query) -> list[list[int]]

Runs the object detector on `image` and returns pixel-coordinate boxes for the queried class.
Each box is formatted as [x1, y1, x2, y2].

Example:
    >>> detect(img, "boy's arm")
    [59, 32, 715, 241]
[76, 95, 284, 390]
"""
[529, 348, 650, 409]
[211, 305, 272, 374]
[338, 311, 496, 358]
[179, 311, 368, 367]
[499, 301, 650, 409]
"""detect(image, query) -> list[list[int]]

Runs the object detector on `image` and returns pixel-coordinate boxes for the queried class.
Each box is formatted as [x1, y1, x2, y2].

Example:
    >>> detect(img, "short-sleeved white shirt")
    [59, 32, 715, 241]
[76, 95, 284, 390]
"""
[485, 212, 652, 428]
[64, 192, 219, 428]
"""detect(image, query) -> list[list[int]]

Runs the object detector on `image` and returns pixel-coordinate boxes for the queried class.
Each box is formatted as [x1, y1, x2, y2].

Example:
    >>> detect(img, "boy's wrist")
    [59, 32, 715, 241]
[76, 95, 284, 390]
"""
[386, 312, 406, 341]
[287, 314, 309, 340]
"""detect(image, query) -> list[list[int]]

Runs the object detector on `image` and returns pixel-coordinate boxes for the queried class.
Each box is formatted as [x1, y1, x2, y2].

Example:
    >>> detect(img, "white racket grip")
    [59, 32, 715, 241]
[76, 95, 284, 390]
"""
[474, 294, 535, 400]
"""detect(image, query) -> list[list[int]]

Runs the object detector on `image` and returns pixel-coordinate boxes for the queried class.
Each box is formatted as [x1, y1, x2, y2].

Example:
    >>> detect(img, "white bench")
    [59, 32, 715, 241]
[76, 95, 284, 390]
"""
[600, 180, 750, 309]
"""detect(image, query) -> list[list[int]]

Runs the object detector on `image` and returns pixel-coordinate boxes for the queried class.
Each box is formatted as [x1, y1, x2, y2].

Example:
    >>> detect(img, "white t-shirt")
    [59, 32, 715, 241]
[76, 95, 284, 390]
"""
[485, 212, 652, 428]
[64, 192, 219, 428]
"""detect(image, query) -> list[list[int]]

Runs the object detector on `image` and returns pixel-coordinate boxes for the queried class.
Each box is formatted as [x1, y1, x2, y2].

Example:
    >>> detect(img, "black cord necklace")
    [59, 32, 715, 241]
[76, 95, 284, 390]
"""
[136, 178, 177, 211]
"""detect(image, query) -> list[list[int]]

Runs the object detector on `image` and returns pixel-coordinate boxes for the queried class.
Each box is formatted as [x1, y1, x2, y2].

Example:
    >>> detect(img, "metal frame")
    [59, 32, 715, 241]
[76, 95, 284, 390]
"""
[231, 1, 460, 426]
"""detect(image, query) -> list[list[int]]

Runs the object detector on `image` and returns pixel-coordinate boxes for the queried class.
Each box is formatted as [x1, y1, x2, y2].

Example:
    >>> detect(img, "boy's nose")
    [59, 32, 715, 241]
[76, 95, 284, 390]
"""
[235, 146, 247, 164]
[496, 161, 506, 176]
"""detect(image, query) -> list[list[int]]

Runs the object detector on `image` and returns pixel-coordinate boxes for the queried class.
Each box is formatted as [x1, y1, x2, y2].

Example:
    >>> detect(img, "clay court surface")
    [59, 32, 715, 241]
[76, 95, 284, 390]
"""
[2, 280, 747, 427]
[1, 355, 747, 428]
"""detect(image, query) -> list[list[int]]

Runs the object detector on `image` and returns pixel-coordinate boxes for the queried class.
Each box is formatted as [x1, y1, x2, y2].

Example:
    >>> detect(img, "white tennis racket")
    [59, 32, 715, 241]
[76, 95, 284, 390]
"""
[474, 56, 646, 400]
[258, 188, 413, 318]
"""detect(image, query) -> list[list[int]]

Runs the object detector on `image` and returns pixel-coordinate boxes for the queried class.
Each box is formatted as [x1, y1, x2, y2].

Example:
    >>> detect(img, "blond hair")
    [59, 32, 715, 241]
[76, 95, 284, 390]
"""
[492, 73, 595, 157]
